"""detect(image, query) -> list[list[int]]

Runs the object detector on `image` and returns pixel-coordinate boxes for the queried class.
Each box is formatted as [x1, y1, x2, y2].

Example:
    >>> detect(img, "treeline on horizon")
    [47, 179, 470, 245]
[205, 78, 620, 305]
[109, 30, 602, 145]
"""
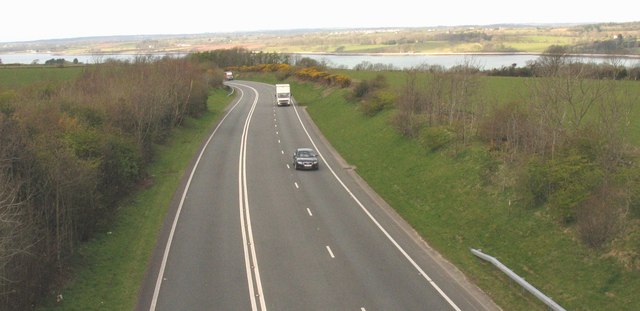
[0, 56, 223, 309]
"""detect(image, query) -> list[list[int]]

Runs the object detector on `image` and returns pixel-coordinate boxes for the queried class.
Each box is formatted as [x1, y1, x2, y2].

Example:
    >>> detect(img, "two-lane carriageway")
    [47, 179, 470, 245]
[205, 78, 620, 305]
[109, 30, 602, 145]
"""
[136, 80, 500, 311]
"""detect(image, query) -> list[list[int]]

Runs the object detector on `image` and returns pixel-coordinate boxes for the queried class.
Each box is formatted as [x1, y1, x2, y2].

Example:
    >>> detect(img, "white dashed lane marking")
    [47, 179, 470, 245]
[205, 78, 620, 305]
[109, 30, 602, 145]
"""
[326, 246, 335, 259]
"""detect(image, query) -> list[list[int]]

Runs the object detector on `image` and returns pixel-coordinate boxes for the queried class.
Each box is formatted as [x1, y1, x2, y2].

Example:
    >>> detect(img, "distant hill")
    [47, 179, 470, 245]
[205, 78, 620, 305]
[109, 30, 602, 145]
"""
[2, 22, 638, 56]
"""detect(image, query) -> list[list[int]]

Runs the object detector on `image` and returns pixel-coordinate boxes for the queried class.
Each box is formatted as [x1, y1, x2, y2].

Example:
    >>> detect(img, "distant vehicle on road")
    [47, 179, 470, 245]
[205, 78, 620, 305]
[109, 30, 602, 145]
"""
[292, 148, 319, 170]
[224, 71, 234, 80]
[275, 84, 291, 106]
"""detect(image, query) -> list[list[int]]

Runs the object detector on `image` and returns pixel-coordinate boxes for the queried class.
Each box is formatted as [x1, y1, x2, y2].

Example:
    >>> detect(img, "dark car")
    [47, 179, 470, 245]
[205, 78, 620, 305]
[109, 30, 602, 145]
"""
[292, 148, 319, 170]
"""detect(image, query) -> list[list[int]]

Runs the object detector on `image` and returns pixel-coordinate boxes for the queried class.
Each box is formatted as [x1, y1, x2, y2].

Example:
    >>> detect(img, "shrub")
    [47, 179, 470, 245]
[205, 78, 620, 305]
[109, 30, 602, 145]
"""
[186, 78, 210, 118]
[0, 90, 18, 116]
[293, 67, 351, 88]
[548, 153, 603, 223]
[478, 101, 535, 154]
[358, 90, 396, 117]
[419, 126, 454, 152]
[626, 163, 640, 219]
[275, 69, 291, 81]
[353, 79, 372, 98]
[390, 111, 427, 138]
[99, 133, 143, 205]
[333, 74, 351, 88]
[519, 156, 549, 208]
[353, 74, 387, 99]
[296, 57, 322, 68]
[521, 151, 603, 223]
[204, 68, 224, 88]
[576, 184, 625, 248]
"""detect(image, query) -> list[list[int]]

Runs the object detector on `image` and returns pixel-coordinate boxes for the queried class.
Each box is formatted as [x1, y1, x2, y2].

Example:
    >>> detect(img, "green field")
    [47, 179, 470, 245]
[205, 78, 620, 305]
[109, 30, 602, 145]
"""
[0, 66, 84, 89]
[261, 33, 582, 54]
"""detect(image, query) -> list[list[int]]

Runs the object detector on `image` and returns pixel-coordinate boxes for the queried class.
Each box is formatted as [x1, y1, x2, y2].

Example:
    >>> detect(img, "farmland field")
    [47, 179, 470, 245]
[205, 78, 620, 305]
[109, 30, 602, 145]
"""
[0, 66, 83, 89]
[3, 22, 638, 57]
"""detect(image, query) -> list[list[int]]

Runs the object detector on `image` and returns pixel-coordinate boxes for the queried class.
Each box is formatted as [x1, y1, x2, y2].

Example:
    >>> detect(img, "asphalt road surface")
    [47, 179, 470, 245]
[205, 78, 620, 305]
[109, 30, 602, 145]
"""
[136, 80, 500, 311]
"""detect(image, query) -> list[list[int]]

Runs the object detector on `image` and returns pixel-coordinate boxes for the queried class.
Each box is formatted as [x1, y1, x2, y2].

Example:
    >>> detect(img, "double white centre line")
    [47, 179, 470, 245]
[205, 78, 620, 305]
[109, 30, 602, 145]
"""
[149, 84, 248, 311]
[238, 85, 267, 311]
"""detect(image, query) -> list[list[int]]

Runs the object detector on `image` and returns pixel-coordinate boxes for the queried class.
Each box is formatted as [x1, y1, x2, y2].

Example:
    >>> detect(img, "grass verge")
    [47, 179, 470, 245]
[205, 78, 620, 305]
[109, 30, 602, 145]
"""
[286, 79, 639, 310]
[37, 87, 234, 311]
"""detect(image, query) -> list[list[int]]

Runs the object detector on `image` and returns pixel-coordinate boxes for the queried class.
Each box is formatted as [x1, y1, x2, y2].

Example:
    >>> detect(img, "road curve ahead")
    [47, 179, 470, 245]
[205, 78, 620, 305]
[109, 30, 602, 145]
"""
[136, 81, 500, 311]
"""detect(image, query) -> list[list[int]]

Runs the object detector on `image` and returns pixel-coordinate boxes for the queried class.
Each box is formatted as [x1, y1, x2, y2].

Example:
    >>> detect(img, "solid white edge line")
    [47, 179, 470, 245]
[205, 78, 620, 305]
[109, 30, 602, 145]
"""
[291, 98, 462, 311]
[149, 83, 245, 311]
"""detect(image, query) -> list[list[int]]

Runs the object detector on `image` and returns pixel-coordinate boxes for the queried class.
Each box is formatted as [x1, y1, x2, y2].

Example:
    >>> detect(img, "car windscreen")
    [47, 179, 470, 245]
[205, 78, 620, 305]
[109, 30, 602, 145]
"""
[298, 151, 314, 158]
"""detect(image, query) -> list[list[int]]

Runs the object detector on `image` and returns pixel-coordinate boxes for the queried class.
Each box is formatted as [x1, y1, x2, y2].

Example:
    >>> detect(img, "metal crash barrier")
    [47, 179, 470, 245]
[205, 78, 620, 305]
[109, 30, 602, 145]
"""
[470, 248, 566, 311]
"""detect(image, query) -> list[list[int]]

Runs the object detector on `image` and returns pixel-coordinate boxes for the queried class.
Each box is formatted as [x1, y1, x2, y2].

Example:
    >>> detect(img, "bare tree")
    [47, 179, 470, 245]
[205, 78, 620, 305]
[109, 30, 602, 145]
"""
[394, 59, 482, 145]
[602, 55, 628, 80]
[446, 57, 483, 144]
[528, 47, 613, 158]
[391, 70, 426, 137]
[532, 45, 569, 77]
[577, 182, 626, 248]
[595, 78, 636, 173]
[0, 168, 25, 305]
[0, 114, 34, 309]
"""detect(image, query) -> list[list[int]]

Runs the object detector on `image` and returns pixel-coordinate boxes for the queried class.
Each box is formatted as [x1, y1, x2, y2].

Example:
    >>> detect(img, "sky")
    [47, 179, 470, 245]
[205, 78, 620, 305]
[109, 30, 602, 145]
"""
[1, 0, 638, 43]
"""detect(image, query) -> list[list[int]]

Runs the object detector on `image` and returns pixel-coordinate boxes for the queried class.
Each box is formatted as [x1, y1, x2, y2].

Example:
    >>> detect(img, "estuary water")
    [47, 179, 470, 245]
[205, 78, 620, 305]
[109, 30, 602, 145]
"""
[302, 53, 542, 69]
[301, 53, 640, 70]
[0, 53, 184, 65]
[1, 52, 638, 70]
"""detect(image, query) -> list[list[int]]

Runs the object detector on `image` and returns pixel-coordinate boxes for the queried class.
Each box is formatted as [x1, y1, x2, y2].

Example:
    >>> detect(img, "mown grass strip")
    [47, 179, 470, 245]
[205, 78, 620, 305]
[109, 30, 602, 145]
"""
[37, 88, 234, 311]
